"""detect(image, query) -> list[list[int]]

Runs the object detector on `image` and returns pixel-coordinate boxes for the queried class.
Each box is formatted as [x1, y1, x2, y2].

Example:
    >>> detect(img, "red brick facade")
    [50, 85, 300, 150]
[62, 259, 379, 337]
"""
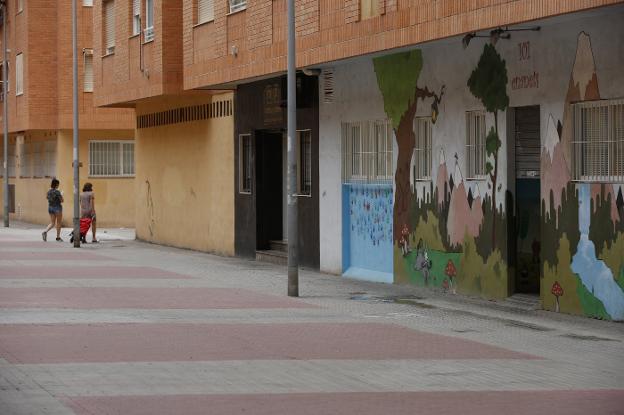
[94, 0, 624, 106]
[0, 0, 134, 132]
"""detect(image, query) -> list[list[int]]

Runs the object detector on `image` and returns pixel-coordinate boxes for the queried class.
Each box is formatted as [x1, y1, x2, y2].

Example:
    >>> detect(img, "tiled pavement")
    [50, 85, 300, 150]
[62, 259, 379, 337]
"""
[0, 226, 623, 414]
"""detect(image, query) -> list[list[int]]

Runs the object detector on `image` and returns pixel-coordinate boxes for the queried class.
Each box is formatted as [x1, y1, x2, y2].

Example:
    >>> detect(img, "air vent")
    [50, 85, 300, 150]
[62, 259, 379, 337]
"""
[322, 68, 335, 104]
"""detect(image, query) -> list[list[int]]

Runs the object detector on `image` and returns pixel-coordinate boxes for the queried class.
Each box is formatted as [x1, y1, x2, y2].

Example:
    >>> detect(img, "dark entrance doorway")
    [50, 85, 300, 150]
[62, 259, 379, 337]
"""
[255, 130, 283, 251]
[513, 106, 541, 294]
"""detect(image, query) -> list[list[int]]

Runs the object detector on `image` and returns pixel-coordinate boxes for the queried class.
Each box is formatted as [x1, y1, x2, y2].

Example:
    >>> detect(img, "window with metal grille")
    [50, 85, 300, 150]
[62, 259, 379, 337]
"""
[15, 53, 23, 96]
[8, 141, 16, 177]
[131, 0, 140, 36]
[20, 139, 32, 178]
[103, 0, 116, 54]
[341, 120, 393, 184]
[466, 110, 486, 179]
[239, 134, 252, 194]
[572, 99, 624, 182]
[413, 116, 432, 181]
[144, 0, 154, 41]
[297, 130, 312, 196]
[197, 0, 214, 24]
[44, 140, 57, 177]
[83, 51, 93, 92]
[89, 141, 135, 177]
[229, 0, 246, 13]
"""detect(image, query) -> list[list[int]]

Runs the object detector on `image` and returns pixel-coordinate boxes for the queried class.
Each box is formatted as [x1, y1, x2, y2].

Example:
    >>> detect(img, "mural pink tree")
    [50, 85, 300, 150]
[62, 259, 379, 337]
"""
[551, 281, 564, 312]
[467, 44, 509, 247]
[373, 50, 444, 242]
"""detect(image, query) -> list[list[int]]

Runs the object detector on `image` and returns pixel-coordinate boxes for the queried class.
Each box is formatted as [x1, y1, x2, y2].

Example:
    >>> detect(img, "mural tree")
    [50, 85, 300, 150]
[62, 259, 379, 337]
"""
[467, 44, 509, 247]
[373, 50, 444, 241]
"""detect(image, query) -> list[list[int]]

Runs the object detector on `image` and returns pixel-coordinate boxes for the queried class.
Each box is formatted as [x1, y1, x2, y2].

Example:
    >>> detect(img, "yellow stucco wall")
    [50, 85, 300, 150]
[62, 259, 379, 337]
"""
[0, 129, 136, 228]
[134, 93, 235, 256]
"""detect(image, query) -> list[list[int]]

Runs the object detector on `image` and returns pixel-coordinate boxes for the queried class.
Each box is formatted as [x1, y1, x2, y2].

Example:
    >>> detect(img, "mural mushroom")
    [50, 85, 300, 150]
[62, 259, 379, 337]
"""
[445, 259, 457, 294]
[551, 281, 564, 312]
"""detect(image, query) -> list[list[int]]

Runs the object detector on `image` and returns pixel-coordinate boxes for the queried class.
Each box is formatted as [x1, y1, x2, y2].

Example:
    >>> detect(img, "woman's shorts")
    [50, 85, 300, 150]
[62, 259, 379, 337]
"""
[48, 207, 62, 215]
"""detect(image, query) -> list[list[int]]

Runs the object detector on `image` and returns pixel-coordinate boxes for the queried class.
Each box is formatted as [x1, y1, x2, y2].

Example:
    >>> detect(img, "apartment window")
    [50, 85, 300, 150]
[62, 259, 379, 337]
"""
[466, 111, 486, 179]
[342, 120, 393, 183]
[0, 61, 8, 97]
[103, 0, 116, 54]
[197, 0, 214, 24]
[89, 141, 135, 177]
[144, 0, 154, 41]
[17, 0, 23, 13]
[132, 0, 141, 36]
[572, 99, 624, 182]
[15, 53, 23, 96]
[413, 117, 432, 181]
[229, 0, 246, 14]
[360, 0, 380, 20]
[83, 50, 94, 92]
[297, 130, 312, 196]
[239, 134, 252, 193]
[83, 0, 93, 6]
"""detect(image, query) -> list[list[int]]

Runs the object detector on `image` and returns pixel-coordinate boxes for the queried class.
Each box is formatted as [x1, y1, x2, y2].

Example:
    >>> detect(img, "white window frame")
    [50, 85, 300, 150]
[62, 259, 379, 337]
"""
[103, 0, 116, 55]
[132, 0, 141, 36]
[88, 140, 135, 177]
[197, 0, 214, 24]
[572, 98, 624, 182]
[15, 53, 23, 96]
[342, 120, 393, 184]
[297, 130, 312, 196]
[466, 110, 486, 180]
[83, 49, 94, 92]
[238, 134, 252, 194]
[229, 0, 246, 14]
[83, 0, 93, 6]
[413, 116, 432, 181]
[144, 0, 154, 42]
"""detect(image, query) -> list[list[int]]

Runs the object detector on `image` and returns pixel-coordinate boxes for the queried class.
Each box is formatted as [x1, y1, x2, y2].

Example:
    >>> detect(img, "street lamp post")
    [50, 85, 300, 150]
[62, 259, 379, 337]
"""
[2, 0, 8, 228]
[71, 0, 80, 247]
[286, 0, 298, 296]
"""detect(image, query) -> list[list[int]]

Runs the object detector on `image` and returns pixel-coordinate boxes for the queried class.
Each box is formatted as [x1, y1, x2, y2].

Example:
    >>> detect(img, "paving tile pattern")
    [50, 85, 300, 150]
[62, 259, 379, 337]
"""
[0, 226, 623, 415]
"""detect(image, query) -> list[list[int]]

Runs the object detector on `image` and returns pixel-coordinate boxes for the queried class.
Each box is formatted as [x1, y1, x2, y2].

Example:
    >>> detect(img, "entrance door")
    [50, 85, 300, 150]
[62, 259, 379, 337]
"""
[514, 106, 541, 294]
[255, 130, 283, 251]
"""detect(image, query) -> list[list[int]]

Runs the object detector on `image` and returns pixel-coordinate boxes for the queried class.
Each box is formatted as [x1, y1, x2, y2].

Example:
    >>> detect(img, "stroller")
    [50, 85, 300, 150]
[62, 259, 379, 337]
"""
[69, 217, 92, 244]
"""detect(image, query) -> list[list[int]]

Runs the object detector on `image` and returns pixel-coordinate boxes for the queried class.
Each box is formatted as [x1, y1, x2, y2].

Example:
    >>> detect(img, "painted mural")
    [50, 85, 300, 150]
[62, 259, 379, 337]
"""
[540, 32, 624, 320]
[342, 183, 394, 282]
[373, 46, 510, 300]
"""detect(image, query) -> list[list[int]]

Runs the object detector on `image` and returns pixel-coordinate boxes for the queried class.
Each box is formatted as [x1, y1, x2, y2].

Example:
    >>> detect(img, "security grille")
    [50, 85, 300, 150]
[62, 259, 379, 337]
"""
[413, 116, 432, 181]
[89, 141, 135, 177]
[197, 0, 214, 24]
[572, 99, 624, 182]
[229, 0, 247, 13]
[341, 119, 393, 184]
[322, 68, 334, 104]
[239, 134, 252, 194]
[298, 130, 312, 196]
[84, 52, 94, 92]
[466, 110, 486, 179]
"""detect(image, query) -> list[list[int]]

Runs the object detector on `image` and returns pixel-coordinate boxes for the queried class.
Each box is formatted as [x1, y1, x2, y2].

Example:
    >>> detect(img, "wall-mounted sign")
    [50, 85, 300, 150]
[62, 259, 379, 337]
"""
[511, 41, 539, 90]
[263, 83, 282, 127]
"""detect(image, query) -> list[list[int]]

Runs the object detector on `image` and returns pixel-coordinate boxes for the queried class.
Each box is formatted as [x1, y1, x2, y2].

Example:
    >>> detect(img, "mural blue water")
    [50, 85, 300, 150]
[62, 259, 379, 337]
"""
[342, 183, 393, 282]
[571, 184, 624, 320]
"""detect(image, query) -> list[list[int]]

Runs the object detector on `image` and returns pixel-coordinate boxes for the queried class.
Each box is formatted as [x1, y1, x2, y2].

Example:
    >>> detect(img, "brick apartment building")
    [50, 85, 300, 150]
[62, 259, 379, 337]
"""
[0, 0, 136, 228]
[94, 0, 624, 320]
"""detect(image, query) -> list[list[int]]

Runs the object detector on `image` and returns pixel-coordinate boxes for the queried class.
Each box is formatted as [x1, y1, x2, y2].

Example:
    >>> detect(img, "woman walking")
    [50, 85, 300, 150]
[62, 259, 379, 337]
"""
[80, 182, 98, 243]
[42, 178, 64, 242]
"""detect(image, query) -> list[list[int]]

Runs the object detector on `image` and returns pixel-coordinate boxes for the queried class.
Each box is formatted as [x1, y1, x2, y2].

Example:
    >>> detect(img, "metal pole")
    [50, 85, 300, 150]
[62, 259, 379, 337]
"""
[2, 1, 8, 227]
[286, 0, 298, 296]
[72, 0, 80, 247]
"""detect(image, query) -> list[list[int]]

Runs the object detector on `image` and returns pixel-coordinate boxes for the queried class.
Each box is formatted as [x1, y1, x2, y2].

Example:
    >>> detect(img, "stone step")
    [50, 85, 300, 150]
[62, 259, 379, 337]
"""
[269, 240, 288, 253]
[256, 249, 287, 265]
